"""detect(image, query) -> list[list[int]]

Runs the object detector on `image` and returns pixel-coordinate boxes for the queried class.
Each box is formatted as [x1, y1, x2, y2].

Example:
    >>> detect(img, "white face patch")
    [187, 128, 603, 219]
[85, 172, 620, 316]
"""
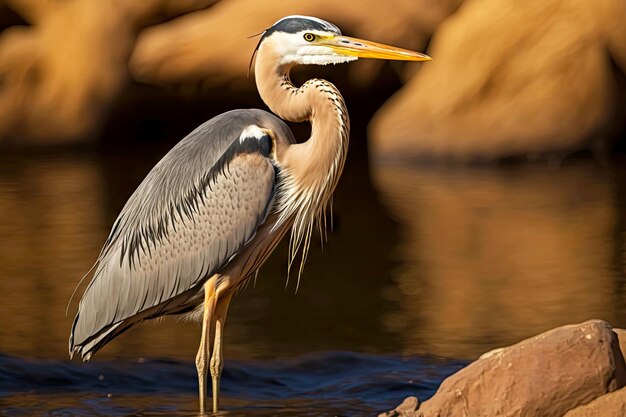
[265, 31, 359, 67]
[285, 49, 358, 66]
[239, 125, 266, 143]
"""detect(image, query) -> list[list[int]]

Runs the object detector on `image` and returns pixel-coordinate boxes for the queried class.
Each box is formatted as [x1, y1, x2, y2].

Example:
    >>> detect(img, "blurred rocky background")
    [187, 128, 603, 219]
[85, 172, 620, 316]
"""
[2, 0, 624, 160]
[2, 4, 626, 415]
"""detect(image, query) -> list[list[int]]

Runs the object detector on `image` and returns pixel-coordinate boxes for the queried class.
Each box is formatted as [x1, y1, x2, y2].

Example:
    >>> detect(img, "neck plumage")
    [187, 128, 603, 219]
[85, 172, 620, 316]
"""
[255, 50, 350, 186]
[254, 47, 350, 280]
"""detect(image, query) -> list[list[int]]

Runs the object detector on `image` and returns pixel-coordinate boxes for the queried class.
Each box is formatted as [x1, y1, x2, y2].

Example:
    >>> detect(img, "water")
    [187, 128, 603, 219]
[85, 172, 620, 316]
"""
[0, 148, 625, 415]
[0, 353, 463, 416]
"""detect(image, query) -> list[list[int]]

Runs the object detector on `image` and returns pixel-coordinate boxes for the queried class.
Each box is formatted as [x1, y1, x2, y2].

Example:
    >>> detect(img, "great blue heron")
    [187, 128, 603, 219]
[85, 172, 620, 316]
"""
[69, 15, 430, 413]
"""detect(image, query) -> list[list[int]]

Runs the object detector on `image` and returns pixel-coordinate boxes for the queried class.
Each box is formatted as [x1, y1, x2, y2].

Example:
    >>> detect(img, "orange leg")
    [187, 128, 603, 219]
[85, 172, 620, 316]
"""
[210, 291, 234, 413]
[195, 278, 217, 414]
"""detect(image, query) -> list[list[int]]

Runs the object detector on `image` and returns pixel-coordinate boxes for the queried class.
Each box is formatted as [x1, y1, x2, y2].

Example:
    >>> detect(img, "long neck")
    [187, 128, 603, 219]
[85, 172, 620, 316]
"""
[255, 48, 350, 192]
[254, 47, 350, 276]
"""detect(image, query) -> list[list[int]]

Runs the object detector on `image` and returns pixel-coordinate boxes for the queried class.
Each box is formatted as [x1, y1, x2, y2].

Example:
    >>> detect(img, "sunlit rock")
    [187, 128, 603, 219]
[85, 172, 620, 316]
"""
[419, 321, 626, 417]
[370, 0, 626, 161]
[0, 0, 213, 145]
[382, 321, 626, 417]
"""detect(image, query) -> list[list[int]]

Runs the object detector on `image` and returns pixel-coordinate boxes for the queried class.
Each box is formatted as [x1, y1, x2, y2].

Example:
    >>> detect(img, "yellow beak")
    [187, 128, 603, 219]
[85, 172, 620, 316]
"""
[324, 35, 431, 62]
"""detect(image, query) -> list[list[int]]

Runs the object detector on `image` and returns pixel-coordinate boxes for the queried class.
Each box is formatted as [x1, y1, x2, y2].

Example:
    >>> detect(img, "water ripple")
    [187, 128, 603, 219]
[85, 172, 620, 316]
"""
[0, 352, 465, 416]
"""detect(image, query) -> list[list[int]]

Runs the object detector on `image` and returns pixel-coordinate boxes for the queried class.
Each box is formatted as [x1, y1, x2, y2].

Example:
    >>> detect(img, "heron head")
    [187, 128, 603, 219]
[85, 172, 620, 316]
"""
[252, 15, 431, 68]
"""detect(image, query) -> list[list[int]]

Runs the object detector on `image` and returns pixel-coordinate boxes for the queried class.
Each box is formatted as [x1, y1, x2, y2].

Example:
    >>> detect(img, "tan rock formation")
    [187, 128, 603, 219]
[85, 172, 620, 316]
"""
[370, 0, 626, 161]
[0, 0, 213, 145]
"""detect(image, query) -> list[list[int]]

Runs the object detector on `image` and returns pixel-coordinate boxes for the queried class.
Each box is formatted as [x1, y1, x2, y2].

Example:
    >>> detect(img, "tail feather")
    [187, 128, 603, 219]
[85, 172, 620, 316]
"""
[69, 316, 123, 361]
[68, 286, 204, 361]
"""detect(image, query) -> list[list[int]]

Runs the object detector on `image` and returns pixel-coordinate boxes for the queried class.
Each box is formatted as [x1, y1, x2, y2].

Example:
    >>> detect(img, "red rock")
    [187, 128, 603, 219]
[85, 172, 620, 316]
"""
[382, 320, 626, 417]
[563, 387, 626, 417]
[418, 320, 626, 417]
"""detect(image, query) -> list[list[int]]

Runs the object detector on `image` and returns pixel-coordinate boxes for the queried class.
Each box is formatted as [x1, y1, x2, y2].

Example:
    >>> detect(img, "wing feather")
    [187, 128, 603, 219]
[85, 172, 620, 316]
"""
[70, 109, 294, 359]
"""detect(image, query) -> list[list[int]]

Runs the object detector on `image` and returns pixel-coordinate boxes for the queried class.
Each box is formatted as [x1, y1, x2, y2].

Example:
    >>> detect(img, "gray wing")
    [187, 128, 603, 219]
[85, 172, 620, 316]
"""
[70, 109, 294, 360]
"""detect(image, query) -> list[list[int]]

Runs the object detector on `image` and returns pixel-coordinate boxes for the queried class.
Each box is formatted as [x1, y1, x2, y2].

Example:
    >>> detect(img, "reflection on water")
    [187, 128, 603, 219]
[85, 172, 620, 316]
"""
[373, 160, 626, 358]
[1, 149, 626, 414]
[0, 154, 106, 357]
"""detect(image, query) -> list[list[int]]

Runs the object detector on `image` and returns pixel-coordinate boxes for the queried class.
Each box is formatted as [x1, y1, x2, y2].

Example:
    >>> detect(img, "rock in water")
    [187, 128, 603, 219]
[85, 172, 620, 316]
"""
[378, 396, 419, 417]
[562, 329, 626, 417]
[382, 320, 626, 417]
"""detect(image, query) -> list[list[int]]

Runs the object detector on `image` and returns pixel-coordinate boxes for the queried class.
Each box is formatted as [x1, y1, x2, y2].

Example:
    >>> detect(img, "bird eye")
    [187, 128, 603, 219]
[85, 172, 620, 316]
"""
[303, 33, 316, 42]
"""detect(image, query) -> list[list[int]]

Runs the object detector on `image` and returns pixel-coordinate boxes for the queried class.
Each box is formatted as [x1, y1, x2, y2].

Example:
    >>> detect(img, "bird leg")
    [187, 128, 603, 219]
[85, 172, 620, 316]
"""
[210, 291, 234, 413]
[196, 278, 217, 414]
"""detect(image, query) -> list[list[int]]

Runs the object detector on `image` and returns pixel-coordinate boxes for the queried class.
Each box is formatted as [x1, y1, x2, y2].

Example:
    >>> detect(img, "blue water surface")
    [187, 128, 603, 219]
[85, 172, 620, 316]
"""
[0, 352, 465, 416]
